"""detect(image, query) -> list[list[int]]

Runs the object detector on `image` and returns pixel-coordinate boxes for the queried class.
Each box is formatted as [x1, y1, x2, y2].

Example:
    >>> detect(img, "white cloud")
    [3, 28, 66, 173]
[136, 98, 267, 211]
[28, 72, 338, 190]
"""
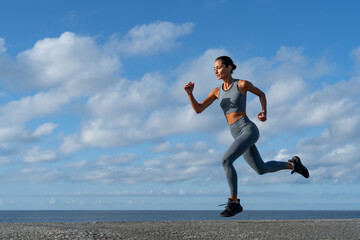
[266, 76, 307, 105]
[151, 141, 205, 153]
[21, 167, 46, 174]
[87, 73, 166, 118]
[64, 160, 88, 169]
[14, 167, 62, 183]
[216, 127, 234, 145]
[152, 141, 171, 152]
[109, 21, 195, 55]
[0, 125, 31, 143]
[62, 141, 223, 184]
[78, 82, 216, 149]
[70, 168, 118, 183]
[60, 134, 84, 154]
[273, 46, 307, 66]
[0, 31, 122, 149]
[0, 30, 127, 157]
[95, 153, 137, 166]
[0, 38, 6, 54]
[74, 73, 168, 148]
[49, 197, 56, 205]
[137, 145, 222, 183]
[23, 146, 57, 163]
[143, 105, 221, 137]
[0, 90, 69, 124]
[273, 149, 293, 162]
[324, 144, 358, 164]
[32, 122, 58, 138]
[17, 32, 120, 90]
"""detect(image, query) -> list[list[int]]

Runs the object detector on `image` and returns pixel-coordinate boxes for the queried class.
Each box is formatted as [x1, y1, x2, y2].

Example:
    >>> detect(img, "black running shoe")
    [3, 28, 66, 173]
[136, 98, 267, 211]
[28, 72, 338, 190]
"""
[288, 156, 309, 178]
[219, 198, 243, 217]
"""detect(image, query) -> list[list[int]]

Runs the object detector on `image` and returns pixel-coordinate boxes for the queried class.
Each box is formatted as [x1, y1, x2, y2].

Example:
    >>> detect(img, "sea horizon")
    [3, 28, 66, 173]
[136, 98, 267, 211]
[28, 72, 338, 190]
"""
[1, 210, 359, 223]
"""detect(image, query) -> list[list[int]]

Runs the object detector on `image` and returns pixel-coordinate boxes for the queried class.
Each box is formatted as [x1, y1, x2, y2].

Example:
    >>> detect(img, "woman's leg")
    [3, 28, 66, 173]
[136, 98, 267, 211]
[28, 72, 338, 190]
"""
[222, 122, 259, 196]
[243, 144, 289, 175]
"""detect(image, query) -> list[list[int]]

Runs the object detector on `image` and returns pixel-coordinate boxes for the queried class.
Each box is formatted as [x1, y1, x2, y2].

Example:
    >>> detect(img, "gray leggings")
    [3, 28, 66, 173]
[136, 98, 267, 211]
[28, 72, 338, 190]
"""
[222, 116, 288, 195]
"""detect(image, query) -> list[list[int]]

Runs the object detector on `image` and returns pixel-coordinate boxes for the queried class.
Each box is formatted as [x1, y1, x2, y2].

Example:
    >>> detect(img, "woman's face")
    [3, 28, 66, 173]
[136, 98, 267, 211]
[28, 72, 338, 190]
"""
[214, 60, 231, 80]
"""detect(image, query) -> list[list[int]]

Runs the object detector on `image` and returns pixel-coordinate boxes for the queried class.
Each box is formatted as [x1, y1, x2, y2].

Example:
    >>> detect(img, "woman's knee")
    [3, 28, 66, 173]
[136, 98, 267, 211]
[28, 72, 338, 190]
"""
[221, 157, 232, 168]
[255, 166, 267, 175]
[256, 168, 267, 175]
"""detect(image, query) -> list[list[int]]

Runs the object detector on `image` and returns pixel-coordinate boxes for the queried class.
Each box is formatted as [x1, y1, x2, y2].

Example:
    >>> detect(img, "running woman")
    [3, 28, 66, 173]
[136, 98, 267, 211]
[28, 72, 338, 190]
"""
[184, 56, 309, 217]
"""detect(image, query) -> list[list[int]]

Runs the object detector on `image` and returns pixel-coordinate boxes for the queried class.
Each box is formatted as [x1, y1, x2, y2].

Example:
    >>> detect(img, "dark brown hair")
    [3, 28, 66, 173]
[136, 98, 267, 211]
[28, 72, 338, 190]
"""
[216, 56, 237, 73]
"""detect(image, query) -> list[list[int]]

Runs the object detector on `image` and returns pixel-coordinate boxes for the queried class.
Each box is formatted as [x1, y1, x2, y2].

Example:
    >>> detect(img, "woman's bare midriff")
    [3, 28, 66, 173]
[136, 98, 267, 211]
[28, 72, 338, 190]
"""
[225, 112, 247, 125]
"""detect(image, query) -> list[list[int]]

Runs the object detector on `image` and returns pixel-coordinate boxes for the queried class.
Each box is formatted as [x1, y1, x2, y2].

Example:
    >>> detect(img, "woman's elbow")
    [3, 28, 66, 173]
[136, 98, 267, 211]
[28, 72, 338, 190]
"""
[259, 91, 266, 99]
[194, 109, 203, 114]
[194, 106, 205, 114]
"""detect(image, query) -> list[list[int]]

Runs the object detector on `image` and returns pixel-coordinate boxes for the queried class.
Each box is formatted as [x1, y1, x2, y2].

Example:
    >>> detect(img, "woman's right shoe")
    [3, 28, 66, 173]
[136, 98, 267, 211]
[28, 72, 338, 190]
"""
[288, 156, 309, 178]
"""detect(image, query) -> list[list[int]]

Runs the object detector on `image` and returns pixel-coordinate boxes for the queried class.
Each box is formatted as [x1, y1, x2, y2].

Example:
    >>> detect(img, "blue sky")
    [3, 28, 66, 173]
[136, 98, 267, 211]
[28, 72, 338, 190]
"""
[0, 0, 360, 210]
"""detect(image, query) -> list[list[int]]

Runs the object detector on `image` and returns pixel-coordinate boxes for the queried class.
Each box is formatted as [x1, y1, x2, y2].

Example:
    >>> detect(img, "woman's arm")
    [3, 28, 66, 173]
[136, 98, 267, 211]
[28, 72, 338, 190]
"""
[242, 81, 267, 122]
[184, 82, 218, 114]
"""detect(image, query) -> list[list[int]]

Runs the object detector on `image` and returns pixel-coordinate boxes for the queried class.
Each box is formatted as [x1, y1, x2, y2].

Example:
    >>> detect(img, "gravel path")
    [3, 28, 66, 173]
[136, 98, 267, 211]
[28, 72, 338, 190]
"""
[0, 219, 359, 240]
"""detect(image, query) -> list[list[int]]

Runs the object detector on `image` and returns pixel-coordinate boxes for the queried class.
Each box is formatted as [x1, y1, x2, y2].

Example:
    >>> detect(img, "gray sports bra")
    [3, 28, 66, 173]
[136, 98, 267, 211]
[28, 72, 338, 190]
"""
[218, 79, 246, 115]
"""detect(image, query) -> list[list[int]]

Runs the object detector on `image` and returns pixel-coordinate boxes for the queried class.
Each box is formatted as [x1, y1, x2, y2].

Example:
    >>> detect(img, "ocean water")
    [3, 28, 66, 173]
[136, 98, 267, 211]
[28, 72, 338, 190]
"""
[0, 210, 359, 223]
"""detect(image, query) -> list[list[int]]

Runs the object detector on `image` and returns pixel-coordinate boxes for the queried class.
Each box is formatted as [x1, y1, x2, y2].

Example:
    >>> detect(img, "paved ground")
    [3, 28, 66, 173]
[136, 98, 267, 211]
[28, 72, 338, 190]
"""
[0, 219, 359, 239]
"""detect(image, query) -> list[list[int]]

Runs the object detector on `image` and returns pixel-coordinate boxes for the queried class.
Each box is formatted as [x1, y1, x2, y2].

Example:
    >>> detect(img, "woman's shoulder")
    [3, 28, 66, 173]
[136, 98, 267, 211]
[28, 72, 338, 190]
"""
[211, 86, 220, 98]
[236, 79, 249, 83]
[236, 79, 250, 95]
[236, 79, 249, 87]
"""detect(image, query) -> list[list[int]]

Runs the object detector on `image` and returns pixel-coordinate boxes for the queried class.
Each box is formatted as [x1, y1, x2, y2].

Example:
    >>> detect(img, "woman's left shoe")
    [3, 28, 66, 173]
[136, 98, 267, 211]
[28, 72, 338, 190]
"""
[219, 198, 243, 217]
[288, 156, 309, 178]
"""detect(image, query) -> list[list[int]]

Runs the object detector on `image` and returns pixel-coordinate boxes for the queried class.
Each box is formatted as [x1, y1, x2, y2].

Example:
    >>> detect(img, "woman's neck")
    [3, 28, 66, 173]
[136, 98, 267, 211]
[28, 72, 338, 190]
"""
[222, 76, 234, 89]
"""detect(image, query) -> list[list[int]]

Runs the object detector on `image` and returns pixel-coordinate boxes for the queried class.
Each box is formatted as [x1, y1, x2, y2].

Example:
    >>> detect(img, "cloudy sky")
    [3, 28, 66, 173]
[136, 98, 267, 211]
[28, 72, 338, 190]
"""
[0, 0, 359, 210]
